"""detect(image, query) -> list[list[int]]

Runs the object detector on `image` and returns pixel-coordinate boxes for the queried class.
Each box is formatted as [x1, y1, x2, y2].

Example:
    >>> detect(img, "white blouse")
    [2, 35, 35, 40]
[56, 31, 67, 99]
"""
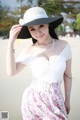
[16, 43, 72, 85]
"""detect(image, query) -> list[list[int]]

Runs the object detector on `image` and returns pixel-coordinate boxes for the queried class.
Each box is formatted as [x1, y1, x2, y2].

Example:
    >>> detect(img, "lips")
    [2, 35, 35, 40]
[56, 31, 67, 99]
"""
[37, 34, 44, 38]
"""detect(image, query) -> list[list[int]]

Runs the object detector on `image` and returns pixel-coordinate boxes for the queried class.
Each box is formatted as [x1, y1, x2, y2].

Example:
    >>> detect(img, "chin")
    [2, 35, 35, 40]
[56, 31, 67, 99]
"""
[38, 36, 46, 41]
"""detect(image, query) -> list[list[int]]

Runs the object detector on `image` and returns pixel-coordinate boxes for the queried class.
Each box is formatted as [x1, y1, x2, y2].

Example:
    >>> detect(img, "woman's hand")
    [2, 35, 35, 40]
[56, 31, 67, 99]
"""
[9, 24, 22, 45]
[64, 99, 70, 114]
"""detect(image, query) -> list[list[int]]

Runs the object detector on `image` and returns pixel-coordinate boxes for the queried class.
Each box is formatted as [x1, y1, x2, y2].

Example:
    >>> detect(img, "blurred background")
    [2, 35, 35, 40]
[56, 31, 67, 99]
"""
[0, 0, 80, 120]
[0, 0, 80, 38]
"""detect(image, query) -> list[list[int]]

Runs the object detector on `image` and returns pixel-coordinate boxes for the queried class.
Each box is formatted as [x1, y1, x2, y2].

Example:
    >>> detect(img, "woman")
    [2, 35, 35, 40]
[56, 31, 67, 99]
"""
[6, 7, 72, 120]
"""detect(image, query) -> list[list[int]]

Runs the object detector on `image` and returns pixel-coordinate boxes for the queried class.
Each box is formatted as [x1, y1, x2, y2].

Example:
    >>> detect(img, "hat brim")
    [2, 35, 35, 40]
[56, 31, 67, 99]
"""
[17, 16, 63, 39]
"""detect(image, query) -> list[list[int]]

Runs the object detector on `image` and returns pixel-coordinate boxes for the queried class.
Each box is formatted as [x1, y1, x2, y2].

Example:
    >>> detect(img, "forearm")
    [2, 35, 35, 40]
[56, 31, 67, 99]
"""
[64, 76, 72, 114]
[64, 76, 72, 101]
[6, 24, 23, 76]
[6, 42, 16, 76]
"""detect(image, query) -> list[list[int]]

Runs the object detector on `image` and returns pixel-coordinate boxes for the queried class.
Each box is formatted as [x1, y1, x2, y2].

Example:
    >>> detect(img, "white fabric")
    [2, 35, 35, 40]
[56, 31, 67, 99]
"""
[16, 43, 72, 84]
[19, 7, 48, 26]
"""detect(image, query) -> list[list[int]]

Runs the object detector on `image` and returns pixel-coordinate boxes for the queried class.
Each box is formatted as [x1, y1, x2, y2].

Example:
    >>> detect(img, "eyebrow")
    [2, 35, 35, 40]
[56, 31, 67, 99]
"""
[28, 26, 34, 29]
[28, 27, 32, 29]
[28, 24, 44, 29]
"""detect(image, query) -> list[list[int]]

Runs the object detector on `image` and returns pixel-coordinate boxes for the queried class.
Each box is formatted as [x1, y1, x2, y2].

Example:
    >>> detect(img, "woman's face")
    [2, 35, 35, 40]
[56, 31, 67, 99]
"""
[28, 24, 50, 43]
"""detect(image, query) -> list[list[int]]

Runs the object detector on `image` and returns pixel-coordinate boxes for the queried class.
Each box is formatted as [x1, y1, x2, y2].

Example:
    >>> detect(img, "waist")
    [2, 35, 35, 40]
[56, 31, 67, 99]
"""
[30, 81, 61, 92]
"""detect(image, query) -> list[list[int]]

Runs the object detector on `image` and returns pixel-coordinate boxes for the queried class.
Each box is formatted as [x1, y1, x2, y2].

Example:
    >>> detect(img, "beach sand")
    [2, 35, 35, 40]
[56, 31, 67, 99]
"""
[0, 36, 80, 120]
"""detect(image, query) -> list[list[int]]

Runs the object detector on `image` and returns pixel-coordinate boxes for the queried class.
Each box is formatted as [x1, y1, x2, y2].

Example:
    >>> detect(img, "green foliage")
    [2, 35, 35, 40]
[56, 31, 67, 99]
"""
[0, 0, 80, 36]
[75, 14, 80, 31]
[0, 1, 3, 20]
[56, 25, 64, 35]
[13, 5, 31, 18]
[39, 0, 55, 15]
[39, 0, 64, 15]
[0, 2, 31, 36]
[63, 1, 80, 19]
[0, 16, 18, 35]
[0, 2, 12, 35]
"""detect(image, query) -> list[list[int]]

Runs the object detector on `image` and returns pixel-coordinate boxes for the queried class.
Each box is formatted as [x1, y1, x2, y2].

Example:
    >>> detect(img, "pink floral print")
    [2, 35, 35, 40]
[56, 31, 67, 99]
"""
[21, 82, 68, 120]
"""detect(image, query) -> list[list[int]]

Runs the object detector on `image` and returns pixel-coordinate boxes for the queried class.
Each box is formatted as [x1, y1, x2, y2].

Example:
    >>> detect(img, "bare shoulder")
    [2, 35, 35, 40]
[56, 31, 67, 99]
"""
[55, 39, 68, 48]
[54, 39, 69, 53]
[21, 45, 33, 54]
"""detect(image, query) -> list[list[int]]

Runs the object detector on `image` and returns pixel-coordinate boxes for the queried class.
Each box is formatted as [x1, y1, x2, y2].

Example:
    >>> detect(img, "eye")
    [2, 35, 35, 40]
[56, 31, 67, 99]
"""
[39, 25, 44, 28]
[30, 28, 35, 31]
[28, 27, 35, 31]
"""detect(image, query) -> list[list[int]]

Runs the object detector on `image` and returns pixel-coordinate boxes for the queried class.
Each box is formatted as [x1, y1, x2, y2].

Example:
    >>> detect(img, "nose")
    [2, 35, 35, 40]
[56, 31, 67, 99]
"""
[36, 29, 42, 36]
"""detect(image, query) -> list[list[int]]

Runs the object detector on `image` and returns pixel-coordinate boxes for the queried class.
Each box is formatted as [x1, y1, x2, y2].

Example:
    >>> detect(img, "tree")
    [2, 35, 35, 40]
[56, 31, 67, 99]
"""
[24, 0, 80, 18]
[16, 0, 32, 17]
[17, 0, 25, 7]
[16, 0, 64, 16]
[39, 0, 56, 15]
[13, 5, 31, 18]
[39, 0, 64, 15]
[63, 1, 80, 19]
[0, 0, 80, 36]
[0, 0, 3, 20]
[75, 14, 80, 31]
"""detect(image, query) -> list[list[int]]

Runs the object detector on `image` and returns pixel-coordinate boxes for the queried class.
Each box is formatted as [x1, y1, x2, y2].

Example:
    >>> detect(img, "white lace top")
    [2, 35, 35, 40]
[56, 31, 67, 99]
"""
[16, 43, 72, 84]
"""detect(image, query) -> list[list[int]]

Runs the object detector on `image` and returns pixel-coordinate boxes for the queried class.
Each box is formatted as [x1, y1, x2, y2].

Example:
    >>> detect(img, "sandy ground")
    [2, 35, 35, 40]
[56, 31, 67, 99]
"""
[0, 36, 80, 120]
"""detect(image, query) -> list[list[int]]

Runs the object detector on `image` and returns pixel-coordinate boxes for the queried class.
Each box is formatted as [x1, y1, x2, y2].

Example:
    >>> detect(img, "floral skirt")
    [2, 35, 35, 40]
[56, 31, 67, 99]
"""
[21, 82, 68, 120]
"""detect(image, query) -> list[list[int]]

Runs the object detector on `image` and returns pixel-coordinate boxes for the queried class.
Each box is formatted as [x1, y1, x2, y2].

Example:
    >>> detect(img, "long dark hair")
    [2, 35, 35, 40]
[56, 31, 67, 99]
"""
[32, 24, 59, 44]
[17, 24, 59, 44]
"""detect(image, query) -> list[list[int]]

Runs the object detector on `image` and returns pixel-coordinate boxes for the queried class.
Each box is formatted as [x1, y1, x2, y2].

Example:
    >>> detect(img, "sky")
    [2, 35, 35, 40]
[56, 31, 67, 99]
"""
[1, 0, 18, 9]
[1, 0, 80, 10]
[1, 0, 39, 10]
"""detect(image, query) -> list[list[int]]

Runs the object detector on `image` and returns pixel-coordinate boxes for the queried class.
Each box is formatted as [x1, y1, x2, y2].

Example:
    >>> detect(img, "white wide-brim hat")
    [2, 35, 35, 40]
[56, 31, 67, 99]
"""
[18, 7, 63, 39]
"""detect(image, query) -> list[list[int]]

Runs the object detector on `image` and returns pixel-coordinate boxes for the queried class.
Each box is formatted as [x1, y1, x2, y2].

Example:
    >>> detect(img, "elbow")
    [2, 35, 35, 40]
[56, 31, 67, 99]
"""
[7, 73, 14, 76]
[6, 67, 17, 76]
[6, 71, 16, 76]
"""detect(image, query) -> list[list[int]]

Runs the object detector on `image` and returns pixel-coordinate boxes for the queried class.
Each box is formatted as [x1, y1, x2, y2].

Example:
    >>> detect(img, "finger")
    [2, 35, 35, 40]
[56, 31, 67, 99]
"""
[11, 25, 22, 31]
[66, 108, 70, 114]
[11, 26, 22, 31]
[12, 28, 22, 37]
[10, 27, 22, 34]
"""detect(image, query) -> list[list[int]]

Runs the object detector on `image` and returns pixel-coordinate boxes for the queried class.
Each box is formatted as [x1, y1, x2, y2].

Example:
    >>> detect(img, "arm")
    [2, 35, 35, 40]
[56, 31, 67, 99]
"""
[6, 24, 25, 76]
[64, 59, 72, 114]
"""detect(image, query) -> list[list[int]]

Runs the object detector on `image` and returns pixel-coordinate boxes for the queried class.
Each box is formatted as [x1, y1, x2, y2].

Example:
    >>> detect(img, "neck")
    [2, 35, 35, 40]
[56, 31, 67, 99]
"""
[37, 36, 53, 46]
